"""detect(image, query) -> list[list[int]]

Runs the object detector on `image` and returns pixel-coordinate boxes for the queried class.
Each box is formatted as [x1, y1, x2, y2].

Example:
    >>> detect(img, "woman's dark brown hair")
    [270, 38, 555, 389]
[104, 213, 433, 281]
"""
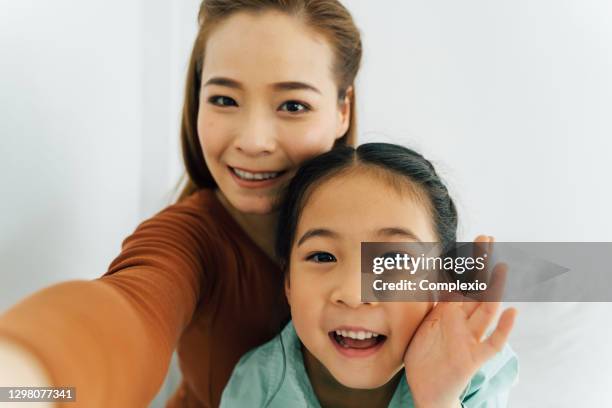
[175, 0, 362, 202]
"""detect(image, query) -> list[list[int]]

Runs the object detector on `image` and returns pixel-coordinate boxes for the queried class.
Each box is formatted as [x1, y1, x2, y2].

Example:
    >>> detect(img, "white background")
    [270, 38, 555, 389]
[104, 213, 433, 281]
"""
[1, 0, 611, 406]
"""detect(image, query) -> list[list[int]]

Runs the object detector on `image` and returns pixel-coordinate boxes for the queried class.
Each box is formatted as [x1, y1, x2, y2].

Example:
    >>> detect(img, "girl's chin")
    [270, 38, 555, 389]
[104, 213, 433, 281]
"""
[331, 373, 392, 390]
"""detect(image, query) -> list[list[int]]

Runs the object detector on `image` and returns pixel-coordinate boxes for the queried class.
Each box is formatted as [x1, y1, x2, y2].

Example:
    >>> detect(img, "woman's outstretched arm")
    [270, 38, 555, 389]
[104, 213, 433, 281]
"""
[0, 192, 212, 407]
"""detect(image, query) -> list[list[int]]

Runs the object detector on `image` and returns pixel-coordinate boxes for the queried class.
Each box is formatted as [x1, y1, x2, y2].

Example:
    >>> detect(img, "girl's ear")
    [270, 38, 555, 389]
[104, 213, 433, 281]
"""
[284, 274, 291, 306]
[335, 86, 353, 140]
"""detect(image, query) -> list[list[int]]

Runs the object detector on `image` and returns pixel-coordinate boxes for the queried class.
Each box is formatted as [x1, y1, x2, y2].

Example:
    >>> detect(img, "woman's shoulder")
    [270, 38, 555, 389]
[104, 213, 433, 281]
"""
[102, 189, 228, 301]
[153, 188, 222, 227]
[119, 189, 232, 250]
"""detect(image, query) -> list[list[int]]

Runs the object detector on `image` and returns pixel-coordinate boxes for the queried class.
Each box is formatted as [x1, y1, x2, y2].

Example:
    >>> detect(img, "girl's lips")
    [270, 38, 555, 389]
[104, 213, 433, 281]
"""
[328, 331, 387, 359]
[227, 166, 288, 189]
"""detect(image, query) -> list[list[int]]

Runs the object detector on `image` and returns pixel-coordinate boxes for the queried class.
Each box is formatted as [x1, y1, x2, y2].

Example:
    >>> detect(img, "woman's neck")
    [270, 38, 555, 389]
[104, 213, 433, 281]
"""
[302, 346, 402, 408]
[214, 189, 279, 263]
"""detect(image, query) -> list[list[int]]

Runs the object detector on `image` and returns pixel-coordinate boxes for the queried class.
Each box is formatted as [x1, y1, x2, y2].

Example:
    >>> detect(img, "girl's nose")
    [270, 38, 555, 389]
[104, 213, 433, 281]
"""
[330, 259, 365, 309]
[233, 109, 277, 156]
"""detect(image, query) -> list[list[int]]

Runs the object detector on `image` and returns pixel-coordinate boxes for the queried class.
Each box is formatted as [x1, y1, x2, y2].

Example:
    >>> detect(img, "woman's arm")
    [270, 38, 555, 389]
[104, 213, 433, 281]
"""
[0, 280, 176, 407]
[0, 193, 213, 407]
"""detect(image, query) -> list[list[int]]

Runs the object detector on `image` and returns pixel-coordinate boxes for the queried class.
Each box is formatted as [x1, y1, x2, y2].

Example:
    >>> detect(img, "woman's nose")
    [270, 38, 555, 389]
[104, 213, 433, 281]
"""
[233, 108, 277, 156]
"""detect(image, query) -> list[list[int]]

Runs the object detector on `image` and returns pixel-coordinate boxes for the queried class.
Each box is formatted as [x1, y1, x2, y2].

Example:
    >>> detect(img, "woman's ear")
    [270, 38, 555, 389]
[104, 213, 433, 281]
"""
[335, 86, 353, 140]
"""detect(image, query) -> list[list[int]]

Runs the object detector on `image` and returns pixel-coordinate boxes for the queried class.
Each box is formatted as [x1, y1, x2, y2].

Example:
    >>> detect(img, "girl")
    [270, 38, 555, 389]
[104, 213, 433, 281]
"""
[221, 143, 518, 407]
[0, 0, 361, 406]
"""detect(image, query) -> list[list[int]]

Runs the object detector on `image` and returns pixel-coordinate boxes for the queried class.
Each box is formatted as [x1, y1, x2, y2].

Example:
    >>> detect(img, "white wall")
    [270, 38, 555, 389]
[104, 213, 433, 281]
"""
[1, 1, 611, 407]
[0, 0, 143, 304]
[344, 0, 612, 242]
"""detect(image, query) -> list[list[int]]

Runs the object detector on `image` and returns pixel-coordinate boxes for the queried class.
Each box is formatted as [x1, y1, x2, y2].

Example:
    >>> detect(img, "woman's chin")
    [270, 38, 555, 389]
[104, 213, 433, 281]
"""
[230, 196, 278, 215]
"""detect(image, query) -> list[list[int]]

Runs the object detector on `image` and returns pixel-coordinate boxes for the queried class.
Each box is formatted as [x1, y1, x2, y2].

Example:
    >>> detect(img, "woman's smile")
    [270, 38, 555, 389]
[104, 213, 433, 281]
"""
[227, 165, 289, 189]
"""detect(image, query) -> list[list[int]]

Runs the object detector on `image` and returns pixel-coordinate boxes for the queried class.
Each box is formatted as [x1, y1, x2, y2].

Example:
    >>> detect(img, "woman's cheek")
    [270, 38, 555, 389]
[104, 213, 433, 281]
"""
[280, 115, 340, 162]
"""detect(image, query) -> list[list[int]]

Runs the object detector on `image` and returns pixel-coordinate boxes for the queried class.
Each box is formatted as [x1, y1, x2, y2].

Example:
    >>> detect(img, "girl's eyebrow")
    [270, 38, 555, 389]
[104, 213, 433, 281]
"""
[376, 227, 422, 242]
[203, 76, 321, 94]
[296, 227, 422, 248]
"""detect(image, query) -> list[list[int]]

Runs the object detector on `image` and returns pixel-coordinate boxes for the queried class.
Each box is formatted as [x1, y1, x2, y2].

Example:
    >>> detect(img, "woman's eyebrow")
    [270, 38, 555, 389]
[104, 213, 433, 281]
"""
[271, 81, 321, 94]
[297, 228, 338, 247]
[202, 77, 321, 94]
[204, 76, 242, 89]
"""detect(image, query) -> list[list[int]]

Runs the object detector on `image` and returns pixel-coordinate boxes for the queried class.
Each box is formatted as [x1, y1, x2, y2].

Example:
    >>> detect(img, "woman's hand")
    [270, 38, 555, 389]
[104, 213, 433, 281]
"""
[403, 236, 517, 408]
[0, 336, 57, 408]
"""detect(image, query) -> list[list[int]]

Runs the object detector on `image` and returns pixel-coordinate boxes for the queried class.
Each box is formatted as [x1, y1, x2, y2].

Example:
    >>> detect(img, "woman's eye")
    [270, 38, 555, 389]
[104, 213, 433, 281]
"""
[208, 95, 238, 107]
[306, 252, 336, 263]
[279, 101, 309, 113]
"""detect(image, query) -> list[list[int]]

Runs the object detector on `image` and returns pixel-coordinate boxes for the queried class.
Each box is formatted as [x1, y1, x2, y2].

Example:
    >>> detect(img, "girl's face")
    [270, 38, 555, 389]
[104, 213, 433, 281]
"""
[197, 11, 351, 214]
[286, 170, 437, 389]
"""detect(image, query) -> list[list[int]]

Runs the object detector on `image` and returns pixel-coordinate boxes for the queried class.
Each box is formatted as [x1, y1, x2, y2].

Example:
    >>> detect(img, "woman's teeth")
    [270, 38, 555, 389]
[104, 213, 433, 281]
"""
[334, 330, 380, 340]
[232, 167, 281, 181]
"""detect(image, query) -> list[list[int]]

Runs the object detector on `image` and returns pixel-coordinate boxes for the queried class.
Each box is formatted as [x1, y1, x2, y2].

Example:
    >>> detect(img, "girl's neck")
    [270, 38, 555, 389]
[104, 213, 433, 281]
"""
[302, 346, 402, 408]
[214, 189, 279, 263]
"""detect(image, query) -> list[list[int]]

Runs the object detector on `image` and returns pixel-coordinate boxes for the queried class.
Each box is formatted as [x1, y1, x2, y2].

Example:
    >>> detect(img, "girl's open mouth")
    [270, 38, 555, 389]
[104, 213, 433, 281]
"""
[328, 330, 387, 358]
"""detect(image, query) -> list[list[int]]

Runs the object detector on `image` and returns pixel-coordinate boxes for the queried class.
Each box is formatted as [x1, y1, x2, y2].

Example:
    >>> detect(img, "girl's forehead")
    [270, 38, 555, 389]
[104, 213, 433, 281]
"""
[295, 172, 438, 243]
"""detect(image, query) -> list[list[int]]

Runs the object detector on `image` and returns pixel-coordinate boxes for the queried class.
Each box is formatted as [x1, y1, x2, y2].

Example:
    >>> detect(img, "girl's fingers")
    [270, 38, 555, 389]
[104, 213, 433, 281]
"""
[463, 235, 493, 306]
[487, 262, 508, 302]
[476, 307, 517, 362]
[467, 301, 501, 340]
[461, 300, 480, 317]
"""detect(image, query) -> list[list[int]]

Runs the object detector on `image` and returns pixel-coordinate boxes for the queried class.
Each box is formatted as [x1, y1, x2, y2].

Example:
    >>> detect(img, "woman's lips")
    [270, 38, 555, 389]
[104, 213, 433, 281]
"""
[227, 165, 287, 189]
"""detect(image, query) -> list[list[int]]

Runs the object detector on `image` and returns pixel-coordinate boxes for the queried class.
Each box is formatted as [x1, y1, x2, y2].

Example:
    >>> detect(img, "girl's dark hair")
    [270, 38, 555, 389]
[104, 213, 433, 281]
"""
[275, 143, 458, 270]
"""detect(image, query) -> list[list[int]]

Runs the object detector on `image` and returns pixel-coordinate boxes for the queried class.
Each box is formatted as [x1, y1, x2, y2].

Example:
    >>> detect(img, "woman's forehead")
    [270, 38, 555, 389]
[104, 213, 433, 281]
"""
[202, 11, 337, 91]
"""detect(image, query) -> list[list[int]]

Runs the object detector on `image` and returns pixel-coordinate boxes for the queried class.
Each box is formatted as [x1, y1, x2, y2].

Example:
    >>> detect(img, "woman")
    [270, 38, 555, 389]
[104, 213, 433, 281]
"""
[0, 0, 362, 406]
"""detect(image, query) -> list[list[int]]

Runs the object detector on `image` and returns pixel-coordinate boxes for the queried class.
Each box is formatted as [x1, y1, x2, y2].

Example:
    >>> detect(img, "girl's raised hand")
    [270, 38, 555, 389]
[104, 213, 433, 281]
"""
[403, 236, 517, 408]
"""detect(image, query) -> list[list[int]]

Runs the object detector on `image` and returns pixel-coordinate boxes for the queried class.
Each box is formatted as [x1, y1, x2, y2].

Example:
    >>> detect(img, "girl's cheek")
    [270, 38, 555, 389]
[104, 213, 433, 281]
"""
[393, 304, 431, 336]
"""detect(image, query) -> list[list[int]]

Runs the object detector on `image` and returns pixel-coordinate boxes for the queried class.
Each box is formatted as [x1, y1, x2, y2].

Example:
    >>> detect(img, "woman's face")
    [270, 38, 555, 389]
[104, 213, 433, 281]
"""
[286, 170, 437, 389]
[197, 10, 351, 214]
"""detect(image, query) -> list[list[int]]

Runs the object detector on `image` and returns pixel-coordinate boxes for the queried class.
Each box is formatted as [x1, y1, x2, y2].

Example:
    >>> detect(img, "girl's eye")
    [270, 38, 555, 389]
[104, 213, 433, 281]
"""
[381, 251, 411, 260]
[306, 252, 336, 263]
[279, 100, 310, 113]
[208, 95, 238, 107]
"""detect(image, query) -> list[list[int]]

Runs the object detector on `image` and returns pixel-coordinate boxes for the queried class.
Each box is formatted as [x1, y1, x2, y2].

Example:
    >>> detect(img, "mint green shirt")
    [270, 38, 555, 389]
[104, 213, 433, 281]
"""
[220, 321, 518, 407]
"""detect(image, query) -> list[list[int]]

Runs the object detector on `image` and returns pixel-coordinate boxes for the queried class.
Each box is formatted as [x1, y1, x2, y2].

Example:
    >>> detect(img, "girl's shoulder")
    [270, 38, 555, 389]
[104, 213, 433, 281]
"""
[460, 342, 519, 407]
[220, 322, 319, 408]
[220, 325, 288, 407]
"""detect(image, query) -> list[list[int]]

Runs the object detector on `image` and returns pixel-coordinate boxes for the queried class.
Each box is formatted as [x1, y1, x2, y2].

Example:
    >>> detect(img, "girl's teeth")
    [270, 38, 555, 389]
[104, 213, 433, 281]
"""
[335, 330, 380, 340]
[232, 168, 280, 181]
